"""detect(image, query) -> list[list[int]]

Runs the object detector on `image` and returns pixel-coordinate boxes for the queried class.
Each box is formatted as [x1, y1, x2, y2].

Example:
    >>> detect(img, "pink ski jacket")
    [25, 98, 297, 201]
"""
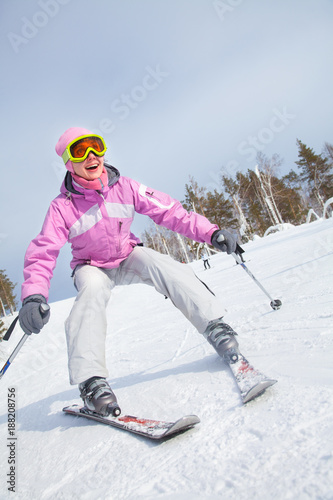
[22, 165, 219, 301]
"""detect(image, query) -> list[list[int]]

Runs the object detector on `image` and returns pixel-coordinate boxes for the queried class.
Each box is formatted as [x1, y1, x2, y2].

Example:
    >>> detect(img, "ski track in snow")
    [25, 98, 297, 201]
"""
[1, 218, 333, 500]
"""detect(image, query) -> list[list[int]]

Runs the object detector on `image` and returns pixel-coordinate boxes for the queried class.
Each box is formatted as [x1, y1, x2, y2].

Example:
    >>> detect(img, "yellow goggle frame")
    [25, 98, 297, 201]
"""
[62, 134, 107, 164]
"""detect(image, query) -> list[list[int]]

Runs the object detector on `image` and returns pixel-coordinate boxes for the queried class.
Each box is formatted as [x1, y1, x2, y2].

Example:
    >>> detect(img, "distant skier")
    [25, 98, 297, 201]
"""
[19, 127, 243, 417]
[201, 252, 211, 270]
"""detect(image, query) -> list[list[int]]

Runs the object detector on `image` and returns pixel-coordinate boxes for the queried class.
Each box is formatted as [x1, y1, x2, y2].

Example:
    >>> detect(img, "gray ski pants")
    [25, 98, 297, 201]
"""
[65, 246, 225, 384]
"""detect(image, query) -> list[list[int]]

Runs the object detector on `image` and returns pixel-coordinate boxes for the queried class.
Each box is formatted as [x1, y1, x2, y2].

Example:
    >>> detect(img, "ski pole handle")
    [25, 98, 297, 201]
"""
[39, 303, 50, 315]
[2, 316, 19, 341]
[0, 303, 50, 381]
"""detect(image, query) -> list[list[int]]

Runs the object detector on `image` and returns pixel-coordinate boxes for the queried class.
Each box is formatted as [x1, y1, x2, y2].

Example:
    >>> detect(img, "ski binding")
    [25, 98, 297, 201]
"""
[63, 404, 200, 440]
[226, 351, 277, 403]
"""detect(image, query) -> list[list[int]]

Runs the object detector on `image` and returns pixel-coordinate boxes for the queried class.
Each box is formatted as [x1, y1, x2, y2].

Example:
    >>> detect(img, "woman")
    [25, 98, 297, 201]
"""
[19, 127, 240, 417]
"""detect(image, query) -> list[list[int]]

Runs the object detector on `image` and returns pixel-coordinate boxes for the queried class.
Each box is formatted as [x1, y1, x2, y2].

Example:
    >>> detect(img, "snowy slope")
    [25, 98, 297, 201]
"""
[1, 218, 333, 500]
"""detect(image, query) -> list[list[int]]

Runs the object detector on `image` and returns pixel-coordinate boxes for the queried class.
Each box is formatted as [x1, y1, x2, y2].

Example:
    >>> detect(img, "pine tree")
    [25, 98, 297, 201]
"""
[182, 177, 208, 216]
[221, 153, 307, 236]
[323, 142, 333, 164]
[244, 169, 273, 233]
[255, 153, 307, 225]
[0, 270, 17, 316]
[205, 189, 238, 230]
[142, 139, 332, 256]
[271, 176, 307, 224]
[295, 139, 333, 211]
[182, 176, 237, 230]
[221, 169, 272, 236]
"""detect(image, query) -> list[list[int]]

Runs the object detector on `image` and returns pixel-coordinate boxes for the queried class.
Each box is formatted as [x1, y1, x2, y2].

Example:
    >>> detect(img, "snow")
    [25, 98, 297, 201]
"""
[1, 218, 333, 500]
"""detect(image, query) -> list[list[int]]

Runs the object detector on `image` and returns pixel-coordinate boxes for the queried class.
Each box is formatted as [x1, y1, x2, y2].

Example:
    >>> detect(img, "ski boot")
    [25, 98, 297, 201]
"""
[203, 318, 240, 364]
[79, 377, 121, 417]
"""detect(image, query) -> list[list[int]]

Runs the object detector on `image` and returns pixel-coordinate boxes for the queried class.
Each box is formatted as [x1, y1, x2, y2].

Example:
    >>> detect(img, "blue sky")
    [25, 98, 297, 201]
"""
[1, 0, 333, 304]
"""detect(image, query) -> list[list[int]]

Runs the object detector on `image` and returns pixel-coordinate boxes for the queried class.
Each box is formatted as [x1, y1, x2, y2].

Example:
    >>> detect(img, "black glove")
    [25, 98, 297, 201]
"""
[211, 229, 237, 255]
[19, 295, 50, 335]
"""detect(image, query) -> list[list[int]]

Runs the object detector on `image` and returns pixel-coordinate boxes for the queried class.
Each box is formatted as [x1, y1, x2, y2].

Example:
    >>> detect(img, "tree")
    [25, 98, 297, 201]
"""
[295, 139, 333, 211]
[222, 168, 273, 236]
[141, 223, 195, 263]
[205, 189, 238, 231]
[0, 317, 6, 340]
[182, 176, 237, 230]
[243, 168, 273, 233]
[271, 175, 307, 224]
[222, 173, 253, 240]
[255, 153, 284, 226]
[323, 142, 333, 163]
[255, 153, 306, 226]
[142, 138, 333, 255]
[182, 177, 208, 216]
[221, 153, 308, 236]
[0, 270, 17, 316]
[180, 176, 239, 253]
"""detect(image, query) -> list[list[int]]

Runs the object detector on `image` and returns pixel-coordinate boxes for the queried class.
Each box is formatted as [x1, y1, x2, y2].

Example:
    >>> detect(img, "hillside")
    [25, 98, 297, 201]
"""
[1, 218, 332, 500]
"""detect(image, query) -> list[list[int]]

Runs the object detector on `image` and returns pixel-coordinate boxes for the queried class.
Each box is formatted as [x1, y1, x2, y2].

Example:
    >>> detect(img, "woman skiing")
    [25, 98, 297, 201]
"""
[19, 127, 241, 417]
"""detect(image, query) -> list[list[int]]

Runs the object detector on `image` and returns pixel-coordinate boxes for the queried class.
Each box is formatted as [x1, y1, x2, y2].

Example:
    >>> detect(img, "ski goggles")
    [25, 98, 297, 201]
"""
[61, 134, 107, 164]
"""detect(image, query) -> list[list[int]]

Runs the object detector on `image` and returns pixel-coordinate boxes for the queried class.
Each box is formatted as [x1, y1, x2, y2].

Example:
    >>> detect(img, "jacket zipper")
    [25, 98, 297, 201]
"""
[99, 192, 123, 254]
[118, 221, 123, 252]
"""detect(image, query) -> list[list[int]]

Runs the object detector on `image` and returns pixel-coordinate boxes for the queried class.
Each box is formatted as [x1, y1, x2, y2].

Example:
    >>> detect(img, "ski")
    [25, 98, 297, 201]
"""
[63, 404, 200, 440]
[226, 352, 277, 403]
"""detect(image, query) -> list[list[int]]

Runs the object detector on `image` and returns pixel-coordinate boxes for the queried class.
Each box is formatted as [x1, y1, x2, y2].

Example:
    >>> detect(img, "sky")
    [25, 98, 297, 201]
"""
[1, 0, 333, 304]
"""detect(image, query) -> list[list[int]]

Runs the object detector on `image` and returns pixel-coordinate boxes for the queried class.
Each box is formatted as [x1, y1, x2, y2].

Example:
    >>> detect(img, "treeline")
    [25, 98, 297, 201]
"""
[0, 270, 18, 339]
[0, 318, 6, 339]
[0, 269, 17, 316]
[142, 139, 333, 259]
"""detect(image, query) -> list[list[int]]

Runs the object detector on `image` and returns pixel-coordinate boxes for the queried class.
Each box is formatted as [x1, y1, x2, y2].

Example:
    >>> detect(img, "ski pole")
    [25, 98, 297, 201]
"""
[0, 334, 29, 380]
[232, 251, 282, 310]
[0, 303, 50, 381]
[215, 233, 282, 311]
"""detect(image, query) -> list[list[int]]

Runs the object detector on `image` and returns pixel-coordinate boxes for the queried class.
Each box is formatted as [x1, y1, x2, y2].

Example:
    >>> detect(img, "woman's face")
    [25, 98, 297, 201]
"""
[73, 151, 104, 180]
